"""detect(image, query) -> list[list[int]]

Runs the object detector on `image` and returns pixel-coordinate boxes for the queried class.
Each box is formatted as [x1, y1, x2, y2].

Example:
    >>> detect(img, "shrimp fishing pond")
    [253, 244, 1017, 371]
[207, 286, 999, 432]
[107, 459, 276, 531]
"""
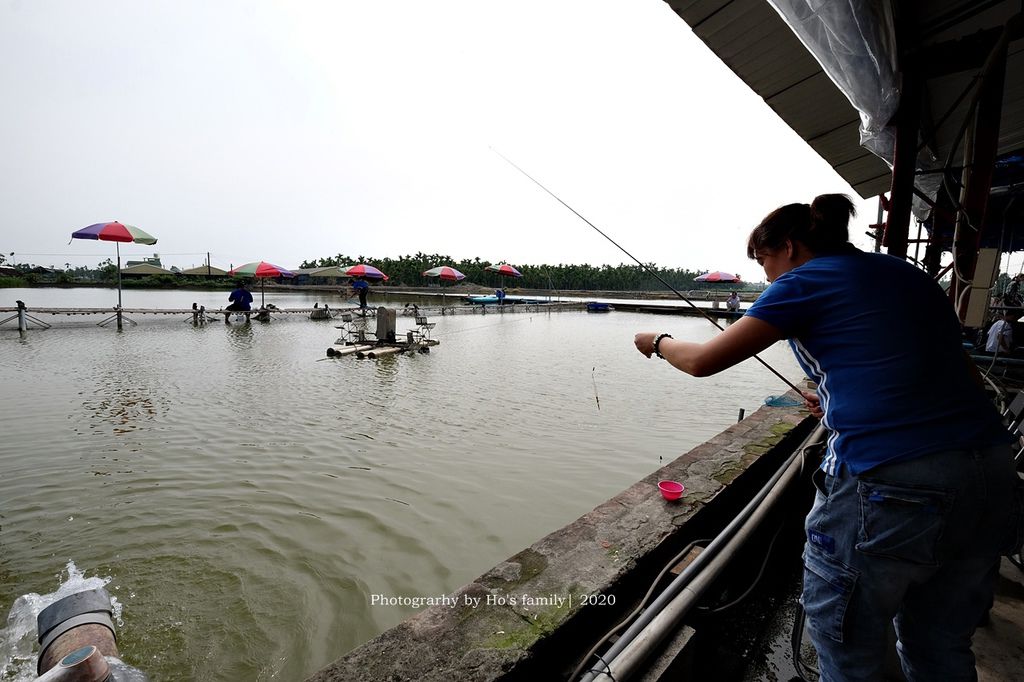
[0, 287, 801, 681]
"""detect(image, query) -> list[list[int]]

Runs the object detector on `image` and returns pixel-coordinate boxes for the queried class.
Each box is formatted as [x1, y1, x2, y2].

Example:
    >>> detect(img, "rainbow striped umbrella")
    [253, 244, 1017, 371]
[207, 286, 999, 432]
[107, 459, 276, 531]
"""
[229, 261, 295, 307]
[71, 221, 157, 244]
[228, 261, 295, 279]
[422, 266, 466, 282]
[71, 221, 158, 308]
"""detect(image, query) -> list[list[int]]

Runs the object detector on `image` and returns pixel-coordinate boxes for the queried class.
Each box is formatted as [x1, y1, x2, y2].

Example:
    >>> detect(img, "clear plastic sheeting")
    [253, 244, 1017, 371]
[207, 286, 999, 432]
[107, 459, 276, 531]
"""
[767, 0, 899, 162]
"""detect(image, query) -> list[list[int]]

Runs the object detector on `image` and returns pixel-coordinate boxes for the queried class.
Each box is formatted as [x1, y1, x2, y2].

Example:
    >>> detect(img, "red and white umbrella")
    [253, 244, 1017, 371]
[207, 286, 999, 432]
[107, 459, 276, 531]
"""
[485, 263, 522, 278]
[422, 266, 466, 282]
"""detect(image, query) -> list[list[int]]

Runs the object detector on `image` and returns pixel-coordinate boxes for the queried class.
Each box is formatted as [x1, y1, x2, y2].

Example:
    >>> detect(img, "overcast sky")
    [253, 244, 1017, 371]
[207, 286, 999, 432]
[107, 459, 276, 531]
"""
[1, 0, 885, 284]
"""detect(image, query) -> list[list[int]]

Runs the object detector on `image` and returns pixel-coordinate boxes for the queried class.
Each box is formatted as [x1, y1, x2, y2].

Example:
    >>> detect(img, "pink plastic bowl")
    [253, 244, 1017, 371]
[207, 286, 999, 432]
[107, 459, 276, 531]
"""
[658, 480, 685, 501]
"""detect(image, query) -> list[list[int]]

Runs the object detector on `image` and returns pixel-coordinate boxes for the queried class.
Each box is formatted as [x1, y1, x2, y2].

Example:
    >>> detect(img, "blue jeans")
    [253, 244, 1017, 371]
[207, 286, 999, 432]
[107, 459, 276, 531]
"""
[802, 444, 1021, 682]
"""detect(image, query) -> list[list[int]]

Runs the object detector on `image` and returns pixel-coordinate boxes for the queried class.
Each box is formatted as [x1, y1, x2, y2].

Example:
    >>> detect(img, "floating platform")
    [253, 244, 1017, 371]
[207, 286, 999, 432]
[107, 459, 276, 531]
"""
[465, 294, 550, 305]
[326, 339, 440, 359]
[328, 308, 442, 359]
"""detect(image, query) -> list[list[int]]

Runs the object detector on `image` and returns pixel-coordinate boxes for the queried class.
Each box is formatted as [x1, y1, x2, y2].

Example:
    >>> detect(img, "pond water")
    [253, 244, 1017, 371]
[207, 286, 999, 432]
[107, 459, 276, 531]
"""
[0, 287, 801, 681]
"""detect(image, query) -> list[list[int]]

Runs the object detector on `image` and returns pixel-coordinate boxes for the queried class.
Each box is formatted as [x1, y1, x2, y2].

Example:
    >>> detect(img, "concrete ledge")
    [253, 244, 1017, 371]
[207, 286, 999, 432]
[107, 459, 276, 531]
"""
[307, 399, 813, 682]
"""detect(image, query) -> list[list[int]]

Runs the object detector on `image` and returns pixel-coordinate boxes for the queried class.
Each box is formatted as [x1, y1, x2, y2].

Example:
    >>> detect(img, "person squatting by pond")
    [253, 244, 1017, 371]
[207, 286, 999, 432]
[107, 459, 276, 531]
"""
[634, 194, 1023, 682]
[224, 280, 254, 323]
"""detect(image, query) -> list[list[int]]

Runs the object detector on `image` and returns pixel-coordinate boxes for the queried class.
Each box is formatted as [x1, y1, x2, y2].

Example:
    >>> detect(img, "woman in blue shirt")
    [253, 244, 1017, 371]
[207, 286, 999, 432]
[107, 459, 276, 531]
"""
[635, 194, 1021, 681]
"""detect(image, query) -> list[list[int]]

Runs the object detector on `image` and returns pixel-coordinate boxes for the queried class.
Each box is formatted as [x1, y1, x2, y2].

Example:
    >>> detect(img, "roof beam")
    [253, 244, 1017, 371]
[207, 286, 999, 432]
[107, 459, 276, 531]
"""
[916, 15, 1024, 77]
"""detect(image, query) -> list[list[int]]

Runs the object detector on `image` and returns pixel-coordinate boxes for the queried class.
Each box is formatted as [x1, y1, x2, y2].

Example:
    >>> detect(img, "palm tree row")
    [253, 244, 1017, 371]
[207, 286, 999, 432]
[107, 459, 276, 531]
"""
[299, 252, 715, 291]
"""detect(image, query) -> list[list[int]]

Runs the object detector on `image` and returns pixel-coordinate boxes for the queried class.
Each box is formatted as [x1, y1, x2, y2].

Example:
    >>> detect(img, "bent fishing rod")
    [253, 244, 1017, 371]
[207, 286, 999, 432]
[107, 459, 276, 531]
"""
[491, 148, 803, 396]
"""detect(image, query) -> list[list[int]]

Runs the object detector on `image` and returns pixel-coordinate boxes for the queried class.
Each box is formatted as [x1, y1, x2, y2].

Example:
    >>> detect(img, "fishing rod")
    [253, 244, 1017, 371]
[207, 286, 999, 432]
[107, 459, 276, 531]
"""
[491, 148, 803, 395]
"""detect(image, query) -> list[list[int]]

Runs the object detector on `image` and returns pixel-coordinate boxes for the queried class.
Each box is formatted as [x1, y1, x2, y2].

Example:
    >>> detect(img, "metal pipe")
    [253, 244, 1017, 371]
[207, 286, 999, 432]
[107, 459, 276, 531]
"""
[35, 646, 109, 682]
[34, 587, 149, 681]
[36, 588, 117, 675]
[115, 242, 123, 313]
[580, 423, 825, 681]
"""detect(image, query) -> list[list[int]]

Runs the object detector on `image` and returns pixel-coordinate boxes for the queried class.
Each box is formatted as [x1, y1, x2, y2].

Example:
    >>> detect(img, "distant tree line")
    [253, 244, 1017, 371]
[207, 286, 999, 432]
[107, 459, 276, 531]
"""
[0, 255, 236, 290]
[0, 257, 122, 288]
[1, 250, 744, 292]
[299, 252, 725, 291]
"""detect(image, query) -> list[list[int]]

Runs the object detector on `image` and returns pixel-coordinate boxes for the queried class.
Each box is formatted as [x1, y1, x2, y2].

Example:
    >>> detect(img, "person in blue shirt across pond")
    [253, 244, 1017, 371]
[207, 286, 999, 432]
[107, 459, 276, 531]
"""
[351, 277, 369, 310]
[224, 280, 254, 323]
[634, 193, 1022, 682]
[495, 288, 506, 305]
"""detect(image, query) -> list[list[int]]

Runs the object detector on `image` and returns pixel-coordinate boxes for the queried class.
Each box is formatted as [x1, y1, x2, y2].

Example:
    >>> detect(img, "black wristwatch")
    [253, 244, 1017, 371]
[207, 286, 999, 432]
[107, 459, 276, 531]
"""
[653, 333, 673, 359]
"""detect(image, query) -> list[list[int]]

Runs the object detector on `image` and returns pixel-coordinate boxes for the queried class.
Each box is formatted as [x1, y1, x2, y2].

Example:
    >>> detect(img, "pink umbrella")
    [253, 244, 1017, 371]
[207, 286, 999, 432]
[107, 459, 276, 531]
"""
[341, 263, 389, 280]
[695, 271, 742, 283]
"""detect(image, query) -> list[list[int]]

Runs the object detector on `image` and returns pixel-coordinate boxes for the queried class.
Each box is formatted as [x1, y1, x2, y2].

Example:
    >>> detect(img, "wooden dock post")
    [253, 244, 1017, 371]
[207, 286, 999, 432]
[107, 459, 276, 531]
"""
[0, 301, 51, 332]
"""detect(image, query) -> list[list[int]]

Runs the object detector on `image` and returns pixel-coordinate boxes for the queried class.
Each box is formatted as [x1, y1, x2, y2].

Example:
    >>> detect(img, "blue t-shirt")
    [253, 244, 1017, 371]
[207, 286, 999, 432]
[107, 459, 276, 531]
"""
[228, 287, 254, 310]
[745, 251, 1007, 474]
[352, 280, 369, 293]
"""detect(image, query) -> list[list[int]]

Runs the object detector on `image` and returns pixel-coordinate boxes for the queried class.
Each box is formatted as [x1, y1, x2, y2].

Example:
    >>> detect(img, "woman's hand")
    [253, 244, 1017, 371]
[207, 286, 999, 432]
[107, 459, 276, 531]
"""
[801, 390, 823, 419]
[634, 332, 658, 358]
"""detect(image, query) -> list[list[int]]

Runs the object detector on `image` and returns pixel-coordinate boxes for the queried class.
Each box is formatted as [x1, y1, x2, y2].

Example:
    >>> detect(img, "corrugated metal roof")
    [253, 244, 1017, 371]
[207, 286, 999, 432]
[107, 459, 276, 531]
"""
[665, 0, 1024, 200]
[121, 263, 173, 275]
[180, 264, 229, 276]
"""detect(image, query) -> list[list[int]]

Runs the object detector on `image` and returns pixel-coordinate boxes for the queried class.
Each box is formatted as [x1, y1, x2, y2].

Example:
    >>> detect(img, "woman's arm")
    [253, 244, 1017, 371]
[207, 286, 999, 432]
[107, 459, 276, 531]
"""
[635, 316, 785, 377]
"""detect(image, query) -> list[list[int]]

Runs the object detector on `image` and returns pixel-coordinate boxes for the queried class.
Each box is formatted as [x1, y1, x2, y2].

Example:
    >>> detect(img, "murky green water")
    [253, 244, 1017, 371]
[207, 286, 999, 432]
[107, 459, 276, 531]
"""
[0, 287, 800, 680]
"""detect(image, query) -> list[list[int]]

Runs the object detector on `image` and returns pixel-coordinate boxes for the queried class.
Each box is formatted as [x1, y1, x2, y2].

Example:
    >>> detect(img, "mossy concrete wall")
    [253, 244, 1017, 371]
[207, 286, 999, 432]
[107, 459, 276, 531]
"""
[307, 398, 814, 682]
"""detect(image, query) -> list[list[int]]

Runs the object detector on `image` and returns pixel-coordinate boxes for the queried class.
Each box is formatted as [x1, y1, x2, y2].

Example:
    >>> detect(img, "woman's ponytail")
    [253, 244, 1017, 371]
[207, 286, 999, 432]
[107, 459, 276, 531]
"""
[806, 194, 856, 253]
[747, 193, 856, 258]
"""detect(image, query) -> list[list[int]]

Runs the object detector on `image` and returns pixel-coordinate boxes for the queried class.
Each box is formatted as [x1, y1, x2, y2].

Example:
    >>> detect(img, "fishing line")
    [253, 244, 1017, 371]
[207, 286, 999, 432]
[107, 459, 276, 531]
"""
[592, 367, 601, 410]
[433, 312, 538, 337]
[491, 148, 802, 395]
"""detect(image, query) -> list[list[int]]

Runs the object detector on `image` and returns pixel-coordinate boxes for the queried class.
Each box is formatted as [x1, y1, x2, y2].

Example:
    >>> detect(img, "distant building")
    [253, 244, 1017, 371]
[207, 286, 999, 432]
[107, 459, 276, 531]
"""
[180, 264, 229, 276]
[121, 263, 173, 277]
[125, 254, 162, 268]
[290, 266, 348, 285]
